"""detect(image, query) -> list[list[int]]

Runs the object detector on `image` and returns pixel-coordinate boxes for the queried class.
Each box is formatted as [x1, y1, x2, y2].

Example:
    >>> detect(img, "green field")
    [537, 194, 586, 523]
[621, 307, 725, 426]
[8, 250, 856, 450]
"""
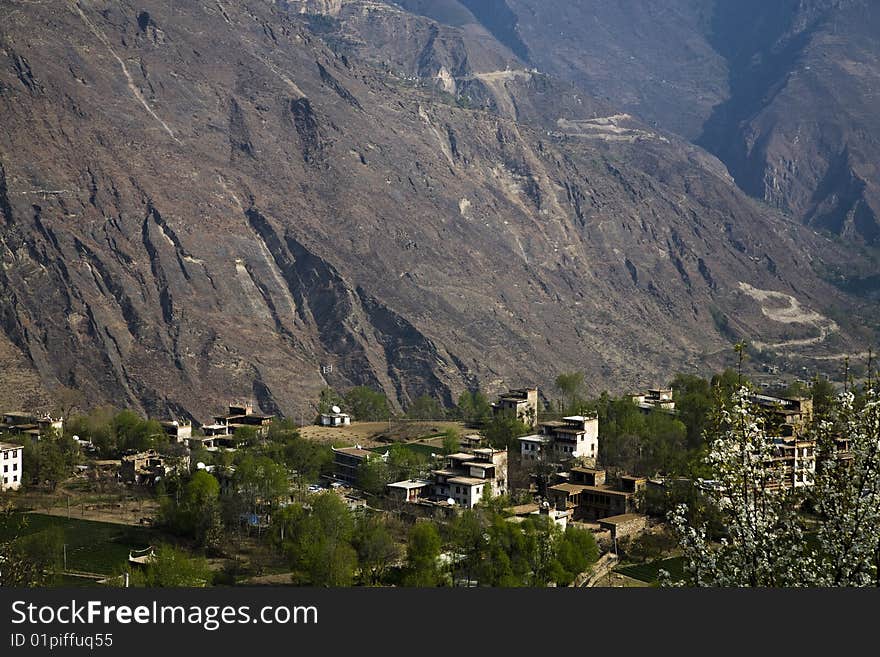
[369, 442, 440, 459]
[616, 557, 686, 584]
[0, 513, 167, 575]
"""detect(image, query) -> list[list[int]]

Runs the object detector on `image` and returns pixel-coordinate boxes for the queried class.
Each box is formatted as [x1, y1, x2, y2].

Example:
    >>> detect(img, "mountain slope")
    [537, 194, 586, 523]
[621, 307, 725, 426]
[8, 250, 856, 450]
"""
[0, 0, 871, 420]
[454, 0, 880, 245]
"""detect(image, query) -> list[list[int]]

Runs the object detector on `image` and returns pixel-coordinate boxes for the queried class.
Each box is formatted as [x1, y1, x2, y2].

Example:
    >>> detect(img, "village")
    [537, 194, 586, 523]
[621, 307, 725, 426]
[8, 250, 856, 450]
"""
[0, 371, 856, 587]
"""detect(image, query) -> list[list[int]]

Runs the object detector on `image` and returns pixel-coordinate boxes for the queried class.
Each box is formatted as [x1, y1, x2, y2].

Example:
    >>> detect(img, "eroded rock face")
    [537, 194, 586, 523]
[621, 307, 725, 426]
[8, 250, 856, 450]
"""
[0, 1, 872, 419]
[444, 0, 880, 245]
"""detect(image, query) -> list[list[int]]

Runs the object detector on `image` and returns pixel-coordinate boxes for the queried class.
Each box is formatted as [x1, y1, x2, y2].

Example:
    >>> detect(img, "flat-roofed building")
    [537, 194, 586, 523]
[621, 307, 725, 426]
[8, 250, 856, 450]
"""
[160, 420, 192, 442]
[1, 441, 23, 491]
[387, 478, 433, 503]
[208, 402, 275, 439]
[387, 446, 508, 509]
[492, 387, 539, 428]
[631, 388, 677, 414]
[333, 446, 386, 486]
[320, 411, 352, 427]
[548, 468, 646, 521]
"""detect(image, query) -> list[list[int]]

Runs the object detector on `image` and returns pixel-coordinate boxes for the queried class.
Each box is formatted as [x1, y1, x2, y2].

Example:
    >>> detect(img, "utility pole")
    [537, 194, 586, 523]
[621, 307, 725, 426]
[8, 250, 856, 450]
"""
[63, 544, 67, 572]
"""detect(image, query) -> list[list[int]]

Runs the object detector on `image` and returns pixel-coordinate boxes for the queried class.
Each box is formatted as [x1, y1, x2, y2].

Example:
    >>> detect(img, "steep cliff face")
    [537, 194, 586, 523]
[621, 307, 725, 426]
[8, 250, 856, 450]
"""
[449, 0, 880, 246]
[697, 0, 880, 245]
[0, 1, 872, 420]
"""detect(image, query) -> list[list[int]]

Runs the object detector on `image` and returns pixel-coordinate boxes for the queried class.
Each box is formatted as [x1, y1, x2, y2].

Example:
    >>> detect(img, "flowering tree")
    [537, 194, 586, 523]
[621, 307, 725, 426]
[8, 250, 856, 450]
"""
[811, 389, 880, 586]
[667, 385, 880, 587]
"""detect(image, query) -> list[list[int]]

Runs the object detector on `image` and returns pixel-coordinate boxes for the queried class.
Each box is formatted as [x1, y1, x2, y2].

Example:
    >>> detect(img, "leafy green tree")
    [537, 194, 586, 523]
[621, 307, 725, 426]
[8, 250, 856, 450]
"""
[553, 525, 599, 585]
[457, 390, 492, 425]
[555, 371, 586, 412]
[356, 454, 393, 495]
[233, 454, 290, 512]
[671, 373, 713, 449]
[387, 444, 427, 480]
[113, 411, 167, 453]
[811, 376, 837, 418]
[66, 407, 115, 456]
[403, 522, 443, 587]
[127, 544, 213, 587]
[352, 514, 400, 585]
[160, 470, 223, 550]
[22, 431, 81, 491]
[483, 411, 532, 450]
[448, 510, 485, 586]
[286, 493, 358, 586]
[317, 387, 344, 416]
[407, 395, 445, 420]
[0, 507, 64, 586]
[442, 427, 461, 455]
[344, 386, 390, 421]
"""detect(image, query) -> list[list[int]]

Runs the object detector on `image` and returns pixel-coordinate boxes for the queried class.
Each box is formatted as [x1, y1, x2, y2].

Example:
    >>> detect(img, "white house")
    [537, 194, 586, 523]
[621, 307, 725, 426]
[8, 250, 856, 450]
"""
[1, 442, 23, 491]
[518, 415, 599, 464]
[320, 410, 352, 427]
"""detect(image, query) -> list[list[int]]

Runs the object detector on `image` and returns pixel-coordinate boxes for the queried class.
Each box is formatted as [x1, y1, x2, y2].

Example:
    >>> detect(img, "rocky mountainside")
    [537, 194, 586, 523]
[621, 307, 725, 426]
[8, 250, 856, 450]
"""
[440, 0, 880, 245]
[0, 0, 873, 420]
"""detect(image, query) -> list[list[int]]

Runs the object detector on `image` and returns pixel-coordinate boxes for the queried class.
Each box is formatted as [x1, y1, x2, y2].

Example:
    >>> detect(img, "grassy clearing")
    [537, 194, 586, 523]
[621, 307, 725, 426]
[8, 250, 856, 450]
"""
[0, 513, 169, 575]
[616, 556, 685, 584]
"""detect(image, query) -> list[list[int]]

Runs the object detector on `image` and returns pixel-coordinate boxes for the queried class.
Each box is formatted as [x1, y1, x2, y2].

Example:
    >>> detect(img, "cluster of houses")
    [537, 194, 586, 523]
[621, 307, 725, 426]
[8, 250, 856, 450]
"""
[0, 385, 841, 538]
[317, 384, 836, 547]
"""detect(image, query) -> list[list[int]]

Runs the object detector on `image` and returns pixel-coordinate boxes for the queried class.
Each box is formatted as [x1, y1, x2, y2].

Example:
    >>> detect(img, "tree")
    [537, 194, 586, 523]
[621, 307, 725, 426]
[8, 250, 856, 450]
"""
[667, 386, 880, 587]
[448, 510, 485, 586]
[670, 373, 713, 449]
[483, 411, 531, 450]
[286, 493, 358, 586]
[457, 390, 492, 425]
[356, 454, 393, 496]
[317, 387, 344, 416]
[554, 525, 599, 585]
[54, 385, 84, 420]
[126, 544, 212, 587]
[344, 386, 390, 421]
[810, 388, 880, 586]
[0, 505, 64, 586]
[407, 395, 445, 420]
[555, 372, 585, 413]
[233, 454, 290, 513]
[442, 427, 461, 455]
[22, 430, 81, 491]
[811, 376, 837, 419]
[159, 470, 223, 550]
[352, 514, 400, 585]
[668, 388, 810, 586]
[113, 410, 167, 453]
[403, 522, 443, 587]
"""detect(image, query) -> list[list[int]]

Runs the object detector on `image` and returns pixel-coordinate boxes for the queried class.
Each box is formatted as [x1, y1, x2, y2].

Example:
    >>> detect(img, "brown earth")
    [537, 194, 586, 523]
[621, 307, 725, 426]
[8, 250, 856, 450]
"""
[0, 1, 875, 425]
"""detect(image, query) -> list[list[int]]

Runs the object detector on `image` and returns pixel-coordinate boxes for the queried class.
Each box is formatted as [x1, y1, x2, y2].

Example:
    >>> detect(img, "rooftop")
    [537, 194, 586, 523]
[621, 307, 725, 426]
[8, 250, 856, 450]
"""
[447, 476, 486, 487]
[549, 483, 634, 498]
[570, 466, 605, 475]
[597, 513, 647, 526]
[519, 434, 551, 444]
[462, 461, 494, 470]
[0, 442, 21, 451]
[333, 446, 374, 459]
[387, 479, 432, 490]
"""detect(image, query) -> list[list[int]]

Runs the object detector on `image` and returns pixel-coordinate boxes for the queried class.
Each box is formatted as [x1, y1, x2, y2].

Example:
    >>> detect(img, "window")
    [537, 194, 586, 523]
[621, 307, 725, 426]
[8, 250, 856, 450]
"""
[12, 476, 17, 482]
[2, 452, 7, 459]
[12, 463, 16, 471]
[2, 465, 6, 473]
